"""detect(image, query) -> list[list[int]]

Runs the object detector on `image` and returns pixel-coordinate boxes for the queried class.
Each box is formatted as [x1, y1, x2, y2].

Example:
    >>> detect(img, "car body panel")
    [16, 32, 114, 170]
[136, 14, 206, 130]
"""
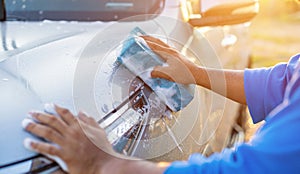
[0, 68, 42, 167]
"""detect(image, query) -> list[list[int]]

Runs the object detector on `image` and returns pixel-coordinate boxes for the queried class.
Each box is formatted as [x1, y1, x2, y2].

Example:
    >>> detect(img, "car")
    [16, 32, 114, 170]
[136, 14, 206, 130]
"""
[0, 0, 258, 173]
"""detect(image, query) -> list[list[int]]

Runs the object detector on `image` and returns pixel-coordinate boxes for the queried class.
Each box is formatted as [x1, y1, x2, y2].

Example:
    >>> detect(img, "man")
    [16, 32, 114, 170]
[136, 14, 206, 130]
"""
[22, 36, 300, 174]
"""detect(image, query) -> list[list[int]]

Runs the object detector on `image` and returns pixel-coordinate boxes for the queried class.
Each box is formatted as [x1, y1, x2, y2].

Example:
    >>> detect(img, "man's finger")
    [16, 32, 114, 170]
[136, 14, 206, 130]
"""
[29, 111, 68, 135]
[24, 138, 61, 157]
[151, 66, 173, 82]
[23, 119, 64, 145]
[144, 41, 170, 61]
[141, 35, 170, 48]
[54, 105, 76, 125]
[145, 41, 178, 60]
[78, 111, 99, 128]
[141, 37, 179, 61]
[24, 138, 68, 171]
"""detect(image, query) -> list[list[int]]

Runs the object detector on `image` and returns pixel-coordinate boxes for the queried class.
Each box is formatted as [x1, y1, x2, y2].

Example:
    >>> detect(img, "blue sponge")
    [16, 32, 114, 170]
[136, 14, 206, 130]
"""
[117, 27, 195, 112]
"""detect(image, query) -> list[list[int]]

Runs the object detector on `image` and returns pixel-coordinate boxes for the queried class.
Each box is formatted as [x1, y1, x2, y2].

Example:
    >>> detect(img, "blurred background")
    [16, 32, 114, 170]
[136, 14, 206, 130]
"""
[250, 0, 300, 67]
[244, 0, 300, 140]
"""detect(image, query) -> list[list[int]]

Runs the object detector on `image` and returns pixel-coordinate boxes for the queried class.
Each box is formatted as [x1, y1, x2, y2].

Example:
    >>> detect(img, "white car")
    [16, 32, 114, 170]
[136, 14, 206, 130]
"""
[0, 0, 258, 173]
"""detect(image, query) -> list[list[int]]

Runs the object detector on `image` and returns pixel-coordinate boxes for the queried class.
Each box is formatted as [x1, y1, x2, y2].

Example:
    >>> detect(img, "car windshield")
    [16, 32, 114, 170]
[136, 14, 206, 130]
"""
[2, 0, 164, 21]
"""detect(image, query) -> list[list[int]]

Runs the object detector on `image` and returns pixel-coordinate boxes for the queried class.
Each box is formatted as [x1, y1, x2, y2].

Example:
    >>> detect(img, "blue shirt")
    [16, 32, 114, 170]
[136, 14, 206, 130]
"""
[164, 54, 300, 174]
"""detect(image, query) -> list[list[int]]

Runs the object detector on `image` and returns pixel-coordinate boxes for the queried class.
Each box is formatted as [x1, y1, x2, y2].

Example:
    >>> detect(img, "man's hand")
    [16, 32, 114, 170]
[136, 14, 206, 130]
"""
[23, 105, 117, 174]
[142, 36, 199, 85]
[142, 35, 247, 104]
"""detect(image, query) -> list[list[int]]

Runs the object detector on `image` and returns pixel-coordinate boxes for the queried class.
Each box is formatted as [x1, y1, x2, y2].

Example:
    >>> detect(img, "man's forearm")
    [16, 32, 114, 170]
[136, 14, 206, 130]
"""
[192, 66, 246, 104]
[101, 157, 169, 174]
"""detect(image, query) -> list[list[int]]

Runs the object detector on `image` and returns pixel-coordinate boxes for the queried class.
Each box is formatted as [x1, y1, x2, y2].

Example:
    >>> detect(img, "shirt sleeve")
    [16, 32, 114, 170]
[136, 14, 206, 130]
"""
[244, 54, 300, 123]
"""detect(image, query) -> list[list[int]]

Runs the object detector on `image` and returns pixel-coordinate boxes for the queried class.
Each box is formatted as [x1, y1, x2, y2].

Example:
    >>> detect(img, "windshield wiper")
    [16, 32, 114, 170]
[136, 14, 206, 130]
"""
[0, 0, 5, 21]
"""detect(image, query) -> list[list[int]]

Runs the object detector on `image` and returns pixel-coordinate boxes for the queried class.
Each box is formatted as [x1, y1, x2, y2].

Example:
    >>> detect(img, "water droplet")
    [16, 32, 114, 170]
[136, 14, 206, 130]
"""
[221, 34, 237, 48]
[25, 80, 30, 89]
[101, 104, 109, 113]
[12, 1, 16, 5]
[21, 4, 26, 9]
[39, 11, 44, 15]
[113, 101, 121, 108]
[164, 110, 173, 120]
[163, 119, 183, 153]
[2, 78, 9, 82]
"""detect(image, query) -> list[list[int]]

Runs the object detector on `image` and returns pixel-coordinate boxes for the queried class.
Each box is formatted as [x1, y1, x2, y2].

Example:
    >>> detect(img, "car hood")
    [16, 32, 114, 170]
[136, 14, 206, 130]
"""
[0, 20, 178, 111]
[0, 21, 112, 168]
[0, 21, 106, 110]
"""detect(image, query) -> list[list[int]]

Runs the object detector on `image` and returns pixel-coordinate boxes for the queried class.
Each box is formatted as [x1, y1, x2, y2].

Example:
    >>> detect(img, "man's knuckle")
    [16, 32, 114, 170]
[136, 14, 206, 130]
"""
[27, 123, 36, 131]
[48, 146, 58, 155]
[88, 117, 96, 122]
[44, 128, 54, 138]
[34, 113, 41, 120]
[31, 142, 38, 149]
[48, 115, 57, 123]
[60, 108, 70, 115]
[71, 130, 80, 137]
[70, 128, 81, 137]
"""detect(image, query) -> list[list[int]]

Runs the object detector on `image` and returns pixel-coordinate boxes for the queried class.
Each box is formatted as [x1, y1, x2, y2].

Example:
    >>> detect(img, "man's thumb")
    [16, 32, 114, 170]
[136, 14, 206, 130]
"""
[151, 66, 172, 81]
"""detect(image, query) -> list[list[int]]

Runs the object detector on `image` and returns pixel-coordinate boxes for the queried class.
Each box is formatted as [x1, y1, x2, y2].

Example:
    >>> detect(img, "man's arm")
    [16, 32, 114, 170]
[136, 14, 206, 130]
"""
[193, 67, 246, 104]
[142, 36, 246, 104]
[102, 158, 168, 174]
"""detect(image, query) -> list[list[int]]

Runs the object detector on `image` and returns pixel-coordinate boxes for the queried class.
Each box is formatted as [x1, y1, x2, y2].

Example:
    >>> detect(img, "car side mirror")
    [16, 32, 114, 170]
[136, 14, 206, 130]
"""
[0, 0, 5, 21]
[181, 0, 259, 27]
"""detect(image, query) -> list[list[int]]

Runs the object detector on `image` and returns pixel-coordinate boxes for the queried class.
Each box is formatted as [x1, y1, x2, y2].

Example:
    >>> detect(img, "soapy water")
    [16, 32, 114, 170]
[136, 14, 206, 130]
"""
[89, 28, 197, 158]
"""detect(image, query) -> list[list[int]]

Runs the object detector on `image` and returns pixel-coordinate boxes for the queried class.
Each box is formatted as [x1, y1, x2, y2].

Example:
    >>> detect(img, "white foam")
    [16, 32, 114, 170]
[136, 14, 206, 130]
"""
[22, 118, 34, 129]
